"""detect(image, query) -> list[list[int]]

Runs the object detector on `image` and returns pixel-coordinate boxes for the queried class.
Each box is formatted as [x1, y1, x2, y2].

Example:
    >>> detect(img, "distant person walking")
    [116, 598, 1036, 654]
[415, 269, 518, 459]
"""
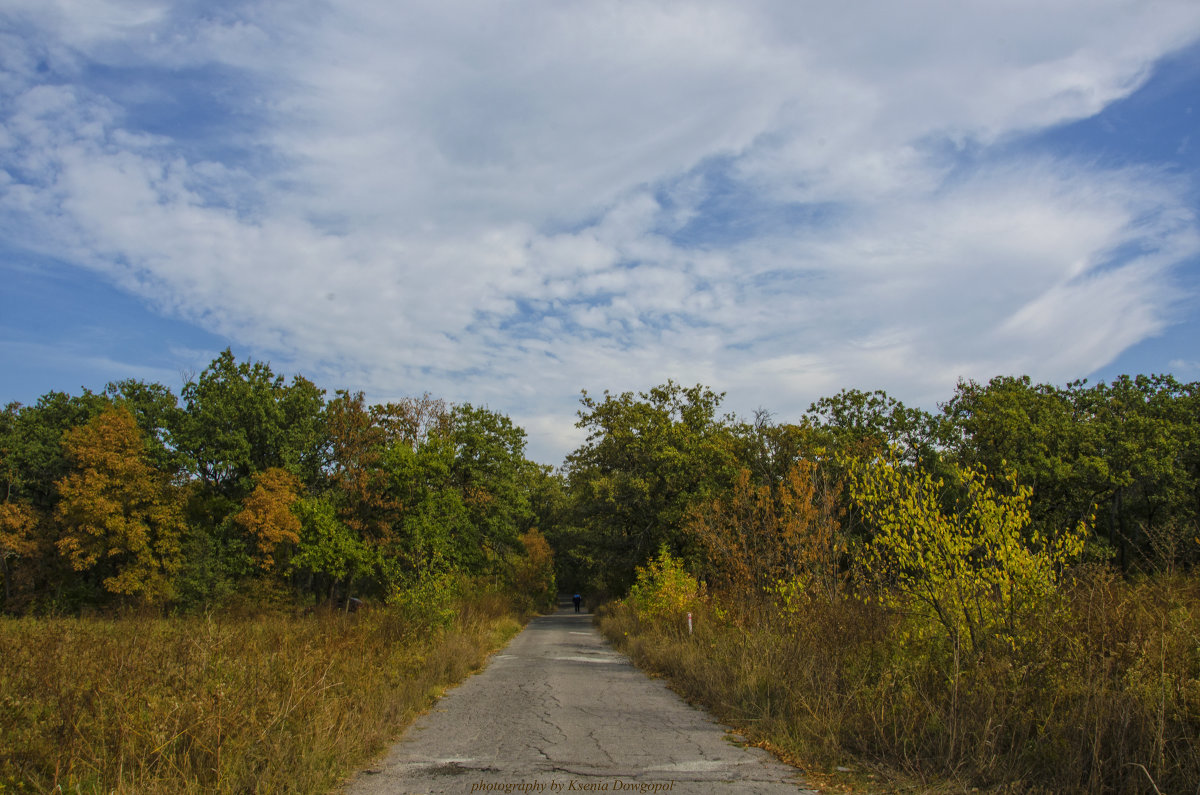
[573, 593, 582, 613]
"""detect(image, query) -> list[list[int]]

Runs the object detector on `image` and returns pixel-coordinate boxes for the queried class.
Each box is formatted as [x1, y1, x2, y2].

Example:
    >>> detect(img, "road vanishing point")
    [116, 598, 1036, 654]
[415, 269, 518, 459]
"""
[343, 604, 817, 795]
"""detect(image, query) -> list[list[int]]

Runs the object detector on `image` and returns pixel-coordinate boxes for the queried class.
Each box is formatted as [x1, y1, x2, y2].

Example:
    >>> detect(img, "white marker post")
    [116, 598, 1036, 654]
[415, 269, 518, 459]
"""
[687, 611, 693, 635]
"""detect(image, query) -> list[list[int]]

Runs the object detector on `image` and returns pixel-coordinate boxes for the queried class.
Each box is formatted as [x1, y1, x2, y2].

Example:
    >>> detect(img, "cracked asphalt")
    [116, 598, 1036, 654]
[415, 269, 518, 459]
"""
[341, 606, 817, 794]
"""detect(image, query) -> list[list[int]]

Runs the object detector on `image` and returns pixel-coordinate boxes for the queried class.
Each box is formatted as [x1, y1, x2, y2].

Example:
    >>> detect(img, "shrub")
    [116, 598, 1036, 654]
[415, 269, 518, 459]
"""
[845, 452, 1087, 656]
[627, 545, 699, 626]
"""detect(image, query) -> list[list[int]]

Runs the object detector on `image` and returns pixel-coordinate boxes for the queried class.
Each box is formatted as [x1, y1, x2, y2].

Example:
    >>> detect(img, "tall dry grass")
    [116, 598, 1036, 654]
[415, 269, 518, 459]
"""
[0, 592, 521, 794]
[598, 568, 1200, 794]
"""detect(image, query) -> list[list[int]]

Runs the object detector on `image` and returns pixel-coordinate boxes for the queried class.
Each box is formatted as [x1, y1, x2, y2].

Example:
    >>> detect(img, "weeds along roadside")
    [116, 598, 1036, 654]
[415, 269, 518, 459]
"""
[597, 565, 1200, 794]
[0, 584, 524, 794]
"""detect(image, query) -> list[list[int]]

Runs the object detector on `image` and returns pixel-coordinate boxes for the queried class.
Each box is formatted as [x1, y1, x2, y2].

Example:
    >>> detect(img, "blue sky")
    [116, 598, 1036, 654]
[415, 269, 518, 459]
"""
[3, 1, 1200, 465]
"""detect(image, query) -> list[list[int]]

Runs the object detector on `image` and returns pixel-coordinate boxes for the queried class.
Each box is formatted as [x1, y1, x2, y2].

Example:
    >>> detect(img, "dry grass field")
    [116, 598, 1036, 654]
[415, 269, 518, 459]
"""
[599, 569, 1200, 794]
[0, 593, 522, 794]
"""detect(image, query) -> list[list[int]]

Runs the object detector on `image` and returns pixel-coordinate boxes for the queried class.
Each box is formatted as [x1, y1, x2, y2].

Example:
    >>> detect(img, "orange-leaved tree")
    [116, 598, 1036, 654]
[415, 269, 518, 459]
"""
[512, 528, 556, 612]
[685, 459, 845, 606]
[0, 500, 38, 604]
[55, 404, 184, 605]
[233, 467, 303, 571]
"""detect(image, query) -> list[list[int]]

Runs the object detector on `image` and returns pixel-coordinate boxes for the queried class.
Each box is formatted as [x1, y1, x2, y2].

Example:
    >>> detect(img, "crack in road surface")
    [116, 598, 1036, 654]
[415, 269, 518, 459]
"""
[342, 607, 817, 794]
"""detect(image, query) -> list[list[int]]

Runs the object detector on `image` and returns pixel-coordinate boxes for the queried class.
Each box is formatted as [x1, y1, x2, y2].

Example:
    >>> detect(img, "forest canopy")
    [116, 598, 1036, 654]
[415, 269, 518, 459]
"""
[551, 375, 1200, 596]
[0, 350, 555, 613]
[3, 355, 1197, 615]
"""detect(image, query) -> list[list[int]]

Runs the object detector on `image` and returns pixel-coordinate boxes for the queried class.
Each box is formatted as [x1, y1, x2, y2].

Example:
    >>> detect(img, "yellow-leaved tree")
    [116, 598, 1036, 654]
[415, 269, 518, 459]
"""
[55, 404, 184, 605]
[845, 451, 1087, 655]
[512, 528, 556, 612]
[0, 500, 38, 604]
[234, 467, 303, 571]
[628, 545, 700, 627]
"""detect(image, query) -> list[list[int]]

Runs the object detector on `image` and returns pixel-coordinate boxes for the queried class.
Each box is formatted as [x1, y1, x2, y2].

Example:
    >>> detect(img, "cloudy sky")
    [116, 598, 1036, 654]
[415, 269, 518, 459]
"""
[3, 1, 1200, 464]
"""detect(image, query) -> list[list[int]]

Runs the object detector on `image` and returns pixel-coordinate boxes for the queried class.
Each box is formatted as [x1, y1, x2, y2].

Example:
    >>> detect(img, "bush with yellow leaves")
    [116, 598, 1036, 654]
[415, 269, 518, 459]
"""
[845, 451, 1087, 656]
[627, 545, 700, 628]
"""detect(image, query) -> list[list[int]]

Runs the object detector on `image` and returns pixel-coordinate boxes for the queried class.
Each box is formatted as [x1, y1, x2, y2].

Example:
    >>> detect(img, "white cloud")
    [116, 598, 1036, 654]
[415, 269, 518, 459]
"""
[3, 1, 1200, 462]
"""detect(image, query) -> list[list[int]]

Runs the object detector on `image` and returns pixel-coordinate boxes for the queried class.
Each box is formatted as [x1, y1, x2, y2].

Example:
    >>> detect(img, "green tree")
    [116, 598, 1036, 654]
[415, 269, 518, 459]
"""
[172, 352, 329, 592]
[729, 410, 830, 487]
[290, 495, 375, 604]
[1073, 375, 1200, 569]
[943, 376, 1103, 543]
[104, 379, 184, 476]
[176, 350, 326, 495]
[944, 374, 1200, 570]
[563, 382, 738, 594]
[2, 391, 109, 511]
[382, 432, 467, 573]
[448, 404, 534, 569]
[808, 388, 949, 467]
[277, 375, 329, 491]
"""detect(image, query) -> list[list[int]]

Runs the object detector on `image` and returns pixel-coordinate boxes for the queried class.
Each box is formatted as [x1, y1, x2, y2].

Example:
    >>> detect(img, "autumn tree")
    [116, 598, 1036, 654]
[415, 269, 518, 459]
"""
[845, 451, 1087, 656]
[0, 404, 38, 606]
[326, 390, 398, 546]
[686, 459, 845, 606]
[55, 404, 184, 606]
[1, 393, 109, 607]
[372, 394, 451, 450]
[233, 467, 303, 571]
[171, 352, 328, 603]
[512, 528, 556, 612]
[628, 545, 700, 626]
[0, 500, 36, 606]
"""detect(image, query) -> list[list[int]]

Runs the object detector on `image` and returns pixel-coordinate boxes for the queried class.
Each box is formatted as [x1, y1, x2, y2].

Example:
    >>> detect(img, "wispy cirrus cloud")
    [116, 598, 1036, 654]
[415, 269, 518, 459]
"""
[2, 1, 1200, 461]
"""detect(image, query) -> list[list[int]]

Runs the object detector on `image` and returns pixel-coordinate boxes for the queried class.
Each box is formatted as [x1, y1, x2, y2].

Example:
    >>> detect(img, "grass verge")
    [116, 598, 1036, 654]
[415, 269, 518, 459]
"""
[0, 592, 523, 794]
[597, 569, 1200, 794]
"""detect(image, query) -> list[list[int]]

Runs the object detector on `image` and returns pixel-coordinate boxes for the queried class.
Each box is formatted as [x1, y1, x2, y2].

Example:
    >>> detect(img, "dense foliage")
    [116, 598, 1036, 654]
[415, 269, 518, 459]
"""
[0, 350, 556, 614]
[553, 375, 1200, 595]
[5, 356, 1199, 789]
[557, 375, 1200, 792]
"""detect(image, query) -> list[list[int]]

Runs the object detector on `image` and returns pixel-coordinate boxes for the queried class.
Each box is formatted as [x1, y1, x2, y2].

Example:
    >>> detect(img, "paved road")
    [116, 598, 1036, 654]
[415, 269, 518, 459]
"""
[342, 607, 816, 794]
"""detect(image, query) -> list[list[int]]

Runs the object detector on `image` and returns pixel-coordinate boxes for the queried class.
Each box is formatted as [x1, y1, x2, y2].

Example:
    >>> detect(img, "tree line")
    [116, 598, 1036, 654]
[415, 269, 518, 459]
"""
[551, 374, 1200, 600]
[583, 377, 1200, 792]
[5, 360, 1195, 616]
[0, 350, 556, 613]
